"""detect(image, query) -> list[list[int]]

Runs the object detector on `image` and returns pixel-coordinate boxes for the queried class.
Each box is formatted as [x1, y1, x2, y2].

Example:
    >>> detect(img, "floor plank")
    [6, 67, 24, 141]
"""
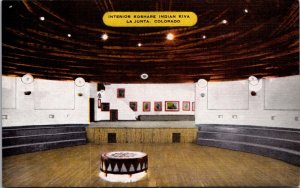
[3, 143, 300, 187]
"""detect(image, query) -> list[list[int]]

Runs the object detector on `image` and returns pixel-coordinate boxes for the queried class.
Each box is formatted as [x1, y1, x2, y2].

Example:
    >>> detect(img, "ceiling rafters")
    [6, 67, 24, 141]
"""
[2, 0, 299, 83]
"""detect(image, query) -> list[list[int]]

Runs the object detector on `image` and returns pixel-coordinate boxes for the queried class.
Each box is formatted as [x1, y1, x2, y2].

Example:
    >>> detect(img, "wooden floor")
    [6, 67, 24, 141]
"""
[3, 143, 300, 187]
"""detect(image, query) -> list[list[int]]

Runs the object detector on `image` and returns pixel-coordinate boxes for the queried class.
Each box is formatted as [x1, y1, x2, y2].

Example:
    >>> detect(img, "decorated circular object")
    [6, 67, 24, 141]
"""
[197, 79, 207, 88]
[99, 151, 148, 183]
[100, 151, 148, 175]
[248, 76, 259, 86]
[21, 74, 34, 84]
[75, 77, 85, 87]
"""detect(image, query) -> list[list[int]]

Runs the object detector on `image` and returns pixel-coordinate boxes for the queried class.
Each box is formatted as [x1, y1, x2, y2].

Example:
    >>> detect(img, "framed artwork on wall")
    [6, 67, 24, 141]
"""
[143, 102, 151, 112]
[192, 102, 195, 111]
[129, 102, 137, 111]
[165, 101, 179, 111]
[98, 99, 101, 109]
[182, 101, 190, 111]
[117, 88, 125, 98]
[154, 101, 162, 111]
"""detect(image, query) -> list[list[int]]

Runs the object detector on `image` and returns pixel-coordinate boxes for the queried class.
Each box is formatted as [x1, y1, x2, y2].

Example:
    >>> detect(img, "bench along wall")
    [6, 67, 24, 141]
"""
[96, 84, 195, 121]
[195, 75, 300, 129]
[2, 76, 90, 127]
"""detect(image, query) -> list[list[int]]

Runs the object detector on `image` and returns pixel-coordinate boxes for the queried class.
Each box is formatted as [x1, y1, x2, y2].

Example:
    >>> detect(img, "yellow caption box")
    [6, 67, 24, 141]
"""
[103, 12, 197, 27]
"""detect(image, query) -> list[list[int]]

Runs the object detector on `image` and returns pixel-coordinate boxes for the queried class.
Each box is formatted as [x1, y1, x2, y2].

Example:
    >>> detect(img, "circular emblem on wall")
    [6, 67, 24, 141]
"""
[197, 79, 207, 88]
[75, 77, 85, 87]
[21, 74, 34, 84]
[248, 76, 259, 85]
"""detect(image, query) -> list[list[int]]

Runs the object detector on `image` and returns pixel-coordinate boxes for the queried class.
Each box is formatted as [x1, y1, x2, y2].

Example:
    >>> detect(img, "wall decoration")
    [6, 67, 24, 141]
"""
[129, 102, 137, 111]
[143, 102, 151, 112]
[182, 101, 190, 111]
[98, 99, 102, 108]
[192, 102, 195, 111]
[117, 88, 125, 98]
[21, 74, 34, 84]
[154, 101, 162, 111]
[165, 101, 179, 111]
[102, 103, 110, 111]
[75, 77, 85, 87]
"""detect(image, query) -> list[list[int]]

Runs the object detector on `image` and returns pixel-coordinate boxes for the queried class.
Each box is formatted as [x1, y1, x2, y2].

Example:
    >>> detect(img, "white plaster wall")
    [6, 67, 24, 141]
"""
[2, 76, 90, 127]
[195, 75, 300, 129]
[2, 76, 16, 109]
[96, 84, 195, 120]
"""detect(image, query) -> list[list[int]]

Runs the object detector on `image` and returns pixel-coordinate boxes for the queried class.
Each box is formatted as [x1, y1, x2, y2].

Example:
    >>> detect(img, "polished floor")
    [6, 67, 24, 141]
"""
[3, 143, 300, 187]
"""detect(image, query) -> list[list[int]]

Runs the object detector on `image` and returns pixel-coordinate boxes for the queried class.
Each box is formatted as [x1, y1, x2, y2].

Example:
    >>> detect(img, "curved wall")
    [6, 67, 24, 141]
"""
[2, 76, 90, 127]
[195, 75, 300, 129]
[195, 75, 300, 165]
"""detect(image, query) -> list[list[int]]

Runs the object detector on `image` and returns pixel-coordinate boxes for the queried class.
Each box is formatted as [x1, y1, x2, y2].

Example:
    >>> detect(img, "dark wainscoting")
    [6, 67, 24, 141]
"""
[138, 115, 195, 121]
[2, 124, 88, 156]
[196, 124, 300, 166]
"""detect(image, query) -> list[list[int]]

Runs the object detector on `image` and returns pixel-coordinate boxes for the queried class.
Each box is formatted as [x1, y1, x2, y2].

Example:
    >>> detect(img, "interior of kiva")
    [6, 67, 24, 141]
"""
[2, 0, 300, 187]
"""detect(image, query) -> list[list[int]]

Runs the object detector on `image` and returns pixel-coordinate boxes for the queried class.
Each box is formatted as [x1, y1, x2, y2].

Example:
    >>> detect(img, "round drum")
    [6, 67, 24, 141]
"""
[99, 151, 148, 182]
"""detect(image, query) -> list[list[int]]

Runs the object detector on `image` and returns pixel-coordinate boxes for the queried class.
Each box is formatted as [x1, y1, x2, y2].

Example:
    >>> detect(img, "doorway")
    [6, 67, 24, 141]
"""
[110, 109, 118, 121]
[89, 98, 95, 122]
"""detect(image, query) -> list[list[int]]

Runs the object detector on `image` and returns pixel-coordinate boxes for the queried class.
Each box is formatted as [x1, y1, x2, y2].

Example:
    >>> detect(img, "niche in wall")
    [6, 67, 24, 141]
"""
[264, 76, 300, 110]
[2, 76, 16, 109]
[207, 80, 249, 110]
[34, 79, 75, 110]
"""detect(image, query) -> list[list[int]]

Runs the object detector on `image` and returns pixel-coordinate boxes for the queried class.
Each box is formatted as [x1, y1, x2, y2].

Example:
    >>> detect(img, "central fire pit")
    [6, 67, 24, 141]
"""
[99, 151, 148, 182]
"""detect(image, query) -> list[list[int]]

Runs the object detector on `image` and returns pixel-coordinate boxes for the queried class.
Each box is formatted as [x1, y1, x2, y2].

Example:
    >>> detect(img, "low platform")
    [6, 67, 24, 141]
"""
[90, 121, 195, 128]
[87, 121, 197, 144]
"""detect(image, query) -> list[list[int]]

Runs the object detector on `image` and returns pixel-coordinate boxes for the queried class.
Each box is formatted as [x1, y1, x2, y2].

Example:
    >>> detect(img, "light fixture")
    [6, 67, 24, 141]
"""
[39, 16, 45, 21]
[67, 34, 72, 38]
[166, 33, 175, 40]
[202, 35, 206, 39]
[102, 33, 108, 41]
[137, 43, 142, 47]
[140, 73, 149, 80]
[9, 5, 13, 8]
[221, 19, 228, 24]
[244, 9, 249, 13]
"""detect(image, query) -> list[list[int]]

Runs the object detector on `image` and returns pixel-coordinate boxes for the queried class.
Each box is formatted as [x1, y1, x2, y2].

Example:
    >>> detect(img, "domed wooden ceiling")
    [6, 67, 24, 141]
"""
[2, 0, 299, 83]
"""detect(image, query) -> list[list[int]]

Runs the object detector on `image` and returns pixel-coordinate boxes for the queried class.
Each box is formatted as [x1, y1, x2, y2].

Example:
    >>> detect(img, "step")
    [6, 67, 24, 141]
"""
[197, 138, 300, 166]
[198, 124, 300, 141]
[198, 131, 300, 151]
[3, 139, 86, 157]
[2, 126, 86, 137]
[139, 115, 195, 121]
[3, 132, 86, 147]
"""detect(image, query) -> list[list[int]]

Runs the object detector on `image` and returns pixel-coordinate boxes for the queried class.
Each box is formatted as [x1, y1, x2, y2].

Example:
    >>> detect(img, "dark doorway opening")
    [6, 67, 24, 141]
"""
[172, 133, 181, 143]
[108, 133, 116, 143]
[110, 109, 118, 121]
[89, 98, 95, 122]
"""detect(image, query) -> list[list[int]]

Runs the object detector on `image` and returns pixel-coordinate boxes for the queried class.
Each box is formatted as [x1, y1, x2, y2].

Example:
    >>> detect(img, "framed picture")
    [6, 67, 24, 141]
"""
[182, 101, 190, 111]
[154, 101, 162, 111]
[98, 99, 101, 109]
[192, 102, 195, 111]
[117, 88, 125, 98]
[143, 102, 151, 112]
[129, 102, 137, 111]
[165, 101, 179, 111]
[102, 103, 110, 111]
